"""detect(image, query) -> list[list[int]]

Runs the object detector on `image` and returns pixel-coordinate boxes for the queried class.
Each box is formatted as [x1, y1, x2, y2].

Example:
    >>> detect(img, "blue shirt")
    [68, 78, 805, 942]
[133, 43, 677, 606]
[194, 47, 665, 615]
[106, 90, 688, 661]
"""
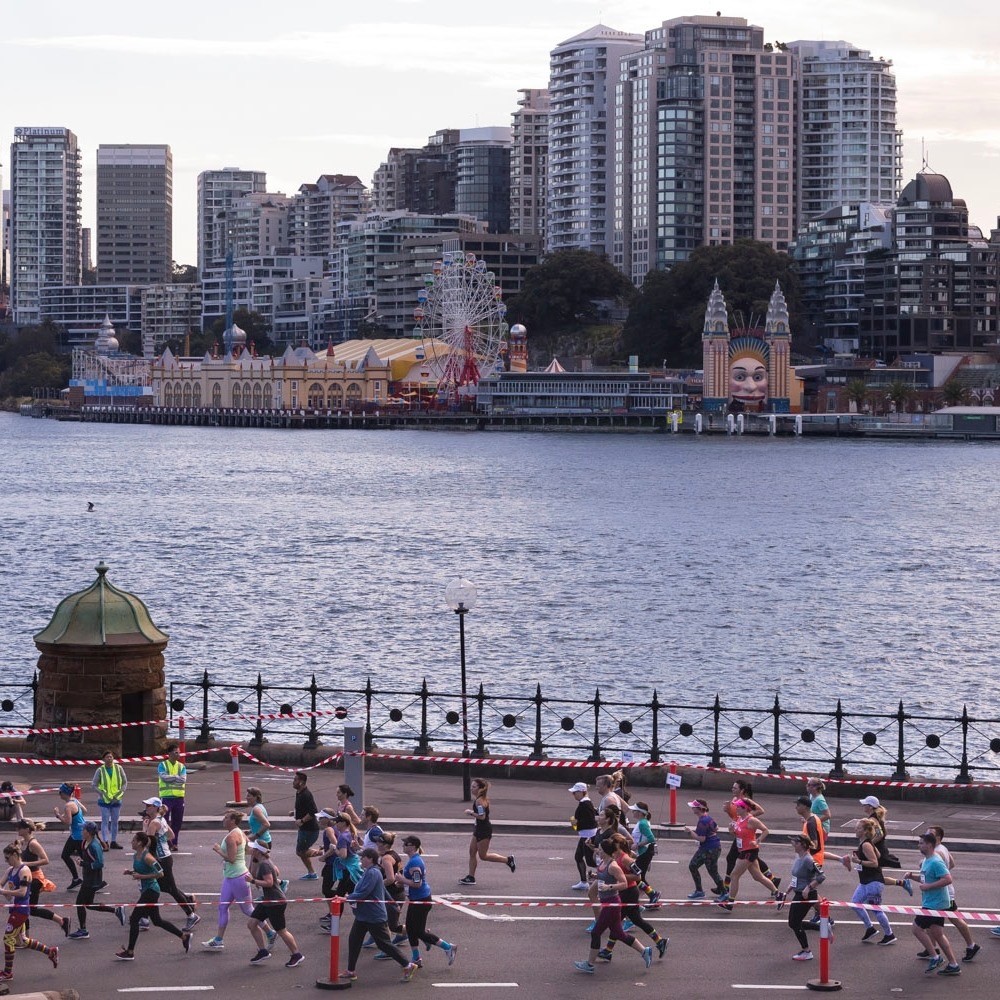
[346, 865, 388, 923]
[695, 814, 721, 851]
[919, 854, 950, 911]
[403, 854, 431, 900]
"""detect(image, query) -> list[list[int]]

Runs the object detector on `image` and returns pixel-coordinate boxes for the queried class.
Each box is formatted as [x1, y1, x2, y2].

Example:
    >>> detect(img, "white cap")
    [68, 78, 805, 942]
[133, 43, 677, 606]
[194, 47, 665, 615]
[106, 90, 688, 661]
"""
[859, 795, 881, 808]
[317, 809, 337, 820]
[142, 797, 162, 808]
[568, 782, 587, 793]
[246, 840, 271, 853]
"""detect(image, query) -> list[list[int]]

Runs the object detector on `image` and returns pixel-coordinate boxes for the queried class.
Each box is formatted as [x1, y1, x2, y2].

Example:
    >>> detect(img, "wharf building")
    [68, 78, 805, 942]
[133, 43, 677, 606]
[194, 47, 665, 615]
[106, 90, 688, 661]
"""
[9, 127, 82, 326]
[96, 144, 173, 285]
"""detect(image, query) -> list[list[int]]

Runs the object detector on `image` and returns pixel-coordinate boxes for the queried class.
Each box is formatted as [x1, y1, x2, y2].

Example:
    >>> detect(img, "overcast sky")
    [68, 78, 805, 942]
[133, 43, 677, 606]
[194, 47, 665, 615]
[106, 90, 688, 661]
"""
[3, 0, 997, 264]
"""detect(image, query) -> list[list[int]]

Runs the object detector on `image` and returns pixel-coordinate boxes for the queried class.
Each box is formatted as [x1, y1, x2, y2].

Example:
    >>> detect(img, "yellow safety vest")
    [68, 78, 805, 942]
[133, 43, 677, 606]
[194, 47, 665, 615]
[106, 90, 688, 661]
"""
[158, 759, 186, 799]
[96, 763, 125, 803]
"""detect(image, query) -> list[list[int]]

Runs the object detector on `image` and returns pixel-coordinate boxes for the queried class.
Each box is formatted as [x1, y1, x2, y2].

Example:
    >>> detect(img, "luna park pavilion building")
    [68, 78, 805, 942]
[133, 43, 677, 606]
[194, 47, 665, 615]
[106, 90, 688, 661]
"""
[149, 334, 455, 411]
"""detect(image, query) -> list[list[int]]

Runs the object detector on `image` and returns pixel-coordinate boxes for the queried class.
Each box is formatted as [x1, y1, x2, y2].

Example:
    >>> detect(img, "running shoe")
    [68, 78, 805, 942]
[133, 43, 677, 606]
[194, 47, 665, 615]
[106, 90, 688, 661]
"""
[61, 916, 71, 937]
[596, 948, 613, 962]
[573, 960, 596, 974]
[114, 906, 126, 927]
[458, 875, 476, 885]
[400, 962, 418, 982]
[622, 919, 634, 932]
[250, 949, 271, 964]
[571, 881, 589, 891]
[774, 891, 787, 912]
[203, 937, 225, 949]
[714, 891, 730, 903]
[879, 934, 897, 946]
[184, 913, 202, 931]
[990, 927, 1000, 938]
[446, 943, 459, 967]
[182, 932, 192, 954]
[915, 950, 937, 959]
[642, 945, 653, 969]
[937, 964, 961, 976]
[861, 927, 879, 943]
[718, 901, 735, 912]
[771, 876, 782, 890]
[67, 878, 82, 890]
[0, 971, 12, 981]
[138, 917, 150, 931]
[286, 952, 305, 968]
[648, 890, 661, 907]
[687, 890, 706, 899]
[338, 970, 357, 981]
[115, 950, 135, 961]
[391, 934, 409, 945]
[963, 943, 981, 962]
[279, 879, 290, 894]
[926, 955, 944, 974]
[68, 929, 90, 939]
[585, 920, 596, 933]
[656, 938, 669, 958]
[265, 929, 278, 948]
[299, 872, 319, 880]
[49, 946, 58, 969]
[506, 855, 516, 873]
[901, 878, 914, 897]
[373, 952, 390, 960]
[792, 950, 814, 961]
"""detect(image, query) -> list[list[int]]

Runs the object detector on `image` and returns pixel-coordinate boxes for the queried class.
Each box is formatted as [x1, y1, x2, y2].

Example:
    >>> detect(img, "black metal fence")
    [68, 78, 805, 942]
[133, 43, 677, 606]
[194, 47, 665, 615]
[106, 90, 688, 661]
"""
[5, 672, 1000, 781]
[160, 672, 1000, 782]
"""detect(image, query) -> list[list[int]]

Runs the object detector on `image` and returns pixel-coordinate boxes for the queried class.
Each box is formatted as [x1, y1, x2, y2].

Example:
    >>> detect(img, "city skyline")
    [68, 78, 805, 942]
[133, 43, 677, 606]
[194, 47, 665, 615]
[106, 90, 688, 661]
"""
[3, 0, 998, 264]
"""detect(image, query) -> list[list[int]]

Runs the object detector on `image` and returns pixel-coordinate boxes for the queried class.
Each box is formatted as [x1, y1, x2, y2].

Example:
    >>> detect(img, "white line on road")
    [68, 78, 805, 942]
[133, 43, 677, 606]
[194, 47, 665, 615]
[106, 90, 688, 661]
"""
[731, 986, 807, 991]
[118, 988, 216, 993]
[431, 984, 519, 989]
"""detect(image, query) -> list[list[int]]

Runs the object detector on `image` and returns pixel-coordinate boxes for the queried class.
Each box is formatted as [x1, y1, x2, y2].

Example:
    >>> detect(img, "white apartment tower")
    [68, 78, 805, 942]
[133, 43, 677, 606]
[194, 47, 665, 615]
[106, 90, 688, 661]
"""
[10, 127, 82, 326]
[788, 40, 902, 226]
[97, 144, 173, 285]
[290, 175, 368, 259]
[614, 16, 797, 282]
[510, 88, 550, 241]
[196, 167, 266, 273]
[546, 25, 643, 256]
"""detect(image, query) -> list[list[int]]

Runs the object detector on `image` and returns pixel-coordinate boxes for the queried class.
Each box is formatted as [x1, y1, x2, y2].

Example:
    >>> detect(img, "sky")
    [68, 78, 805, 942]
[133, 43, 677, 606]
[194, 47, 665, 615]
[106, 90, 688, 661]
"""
[3, 0, 999, 264]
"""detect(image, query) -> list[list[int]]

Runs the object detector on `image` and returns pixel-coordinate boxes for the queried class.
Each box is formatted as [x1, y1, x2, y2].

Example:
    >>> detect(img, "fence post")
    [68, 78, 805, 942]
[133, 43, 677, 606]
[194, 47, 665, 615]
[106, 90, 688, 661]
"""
[250, 673, 265, 747]
[710, 694, 723, 767]
[416, 679, 431, 754]
[304, 675, 320, 750]
[474, 683, 487, 755]
[529, 684, 545, 759]
[650, 689, 661, 763]
[197, 669, 211, 744]
[830, 700, 845, 778]
[30, 671, 38, 730]
[892, 700, 908, 781]
[956, 705, 972, 784]
[767, 693, 784, 773]
[178, 716, 186, 761]
[589, 688, 602, 762]
[364, 676, 374, 752]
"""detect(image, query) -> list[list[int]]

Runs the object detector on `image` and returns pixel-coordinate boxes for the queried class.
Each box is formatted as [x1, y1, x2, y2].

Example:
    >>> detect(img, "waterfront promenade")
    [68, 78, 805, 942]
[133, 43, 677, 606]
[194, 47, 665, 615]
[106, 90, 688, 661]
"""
[3, 755, 1000, 998]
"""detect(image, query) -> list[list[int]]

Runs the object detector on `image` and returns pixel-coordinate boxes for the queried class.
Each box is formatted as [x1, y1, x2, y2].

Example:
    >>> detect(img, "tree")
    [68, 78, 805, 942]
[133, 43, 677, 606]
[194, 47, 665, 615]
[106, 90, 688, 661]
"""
[621, 241, 801, 367]
[506, 250, 635, 339]
[941, 380, 967, 407]
[0, 352, 70, 398]
[845, 379, 869, 413]
[886, 380, 914, 413]
[172, 262, 198, 284]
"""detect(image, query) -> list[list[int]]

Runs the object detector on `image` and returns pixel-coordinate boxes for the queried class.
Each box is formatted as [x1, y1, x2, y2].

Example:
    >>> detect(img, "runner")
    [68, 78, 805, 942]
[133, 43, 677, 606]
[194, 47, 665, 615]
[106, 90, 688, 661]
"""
[785, 834, 826, 961]
[627, 801, 661, 906]
[1, 842, 58, 981]
[359, 806, 385, 851]
[15, 819, 70, 937]
[142, 797, 199, 931]
[114, 832, 190, 961]
[335, 785, 363, 827]
[598, 834, 668, 963]
[718, 799, 779, 912]
[721, 780, 779, 898]
[398, 835, 458, 968]
[91, 751, 127, 850]
[246, 788, 272, 852]
[459, 778, 515, 885]
[340, 847, 418, 984]
[68, 821, 124, 938]
[807, 779, 832, 835]
[845, 817, 909, 945]
[244, 840, 303, 968]
[922, 826, 978, 962]
[373, 832, 408, 953]
[201, 811, 255, 950]
[290, 772, 320, 879]
[157, 745, 187, 849]
[569, 783, 598, 891]
[53, 783, 85, 890]
[904, 832, 960, 976]
[685, 799, 725, 899]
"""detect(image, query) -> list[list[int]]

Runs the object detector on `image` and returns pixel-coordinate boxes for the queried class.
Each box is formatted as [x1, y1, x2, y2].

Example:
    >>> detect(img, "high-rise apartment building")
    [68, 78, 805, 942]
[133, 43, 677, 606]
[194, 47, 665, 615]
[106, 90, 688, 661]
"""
[510, 88, 549, 241]
[788, 41, 901, 226]
[196, 167, 266, 273]
[614, 16, 796, 282]
[454, 128, 511, 234]
[10, 127, 82, 326]
[547, 25, 643, 256]
[230, 191, 293, 259]
[96, 144, 173, 285]
[290, 175, 368, 259]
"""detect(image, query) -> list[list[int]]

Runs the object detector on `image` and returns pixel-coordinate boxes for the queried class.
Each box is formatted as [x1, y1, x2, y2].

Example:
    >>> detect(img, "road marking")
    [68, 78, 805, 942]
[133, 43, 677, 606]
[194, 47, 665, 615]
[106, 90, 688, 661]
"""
[432, 984, 518, 989]
[118, 988, 215, 993]
[732, 986, 807, 991]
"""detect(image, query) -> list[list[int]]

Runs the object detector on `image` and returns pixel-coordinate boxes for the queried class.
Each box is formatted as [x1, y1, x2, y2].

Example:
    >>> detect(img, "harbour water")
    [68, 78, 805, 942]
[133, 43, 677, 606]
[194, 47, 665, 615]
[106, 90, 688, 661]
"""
[2, 412, 998, 719]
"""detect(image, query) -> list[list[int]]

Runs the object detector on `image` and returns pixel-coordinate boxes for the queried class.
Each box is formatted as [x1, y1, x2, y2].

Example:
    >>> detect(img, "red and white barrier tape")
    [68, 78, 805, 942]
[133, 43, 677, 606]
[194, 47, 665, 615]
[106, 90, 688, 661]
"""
[0, 747, 219, 768]
[238, 747, 344, 772]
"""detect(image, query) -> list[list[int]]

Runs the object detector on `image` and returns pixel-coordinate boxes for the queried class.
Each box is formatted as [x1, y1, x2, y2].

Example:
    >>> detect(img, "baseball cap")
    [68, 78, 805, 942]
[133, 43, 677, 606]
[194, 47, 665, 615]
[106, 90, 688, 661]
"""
[629, 801, 651, 816]
[246, 839, 271, 853]
[568, 782, 588, 793]
[687, 799, 709, 810]
[859, 795, 881, 808]
[316, 809, 336, 820]
[142, 796, 163, 808]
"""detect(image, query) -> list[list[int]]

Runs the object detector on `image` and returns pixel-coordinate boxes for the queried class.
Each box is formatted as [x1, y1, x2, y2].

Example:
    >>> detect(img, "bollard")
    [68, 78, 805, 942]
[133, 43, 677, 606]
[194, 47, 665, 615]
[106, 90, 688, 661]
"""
[178, 716, 186, 761]
[226, 744, 246, 806]
[315, 896, 351, 990]
[668, 762, 677, 825]
[72, 784, 81, 801]
[806, 898, 842, 991]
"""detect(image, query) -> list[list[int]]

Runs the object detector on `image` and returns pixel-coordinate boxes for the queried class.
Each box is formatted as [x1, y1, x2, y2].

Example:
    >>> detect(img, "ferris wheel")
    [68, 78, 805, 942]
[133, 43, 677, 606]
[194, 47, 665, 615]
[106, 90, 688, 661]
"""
[413, 251, 508, 395]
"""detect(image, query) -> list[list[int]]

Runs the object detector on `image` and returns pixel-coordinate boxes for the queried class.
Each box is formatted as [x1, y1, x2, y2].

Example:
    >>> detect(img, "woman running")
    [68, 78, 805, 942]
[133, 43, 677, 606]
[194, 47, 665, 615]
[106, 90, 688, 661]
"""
[372, 832, 408, 956]
[459, 778, 516, 885]
[627, 801, 661, 906]
[846, 817, 908, 945]
[201, 811, 255, 950]
[15, 819, 70, 937]
[53, 783, 85, 890]
[573, 841, 653, 974]
[68, 821, 124, 938]
[718, 799, 779, 911]
[685, 800, 726, 899]
[142, 797, 199, 931]
[598, 834, 668, 963]
[115, 832, 190, 960]
[569, 783, 598, 890]
[585, 806, 624, 924]
[246, 788, 271, 852]
[398, 835, 458, 968]
[721, 780, 779, 899]
[335, 785, 363, 827]
[245, 840, 303, 968]
[1, 842, 58, 981]
[786, 834, 826, 961]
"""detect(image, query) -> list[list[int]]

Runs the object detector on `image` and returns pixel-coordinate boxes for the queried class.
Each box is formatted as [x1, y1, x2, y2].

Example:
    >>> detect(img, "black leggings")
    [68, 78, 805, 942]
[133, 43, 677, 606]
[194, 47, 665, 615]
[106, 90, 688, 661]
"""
[405, 899, 440, 949]
[620, 890, 656, 939]
[789, 890, 818, 949]
[127, 888, 184, 952]
[386, 890, 404, 934]
[75, 876, 118, 929]
[28, 878, 62, 926]
[575, 839, 595, 880]
[157, 856, 195, 917]
[348, 920, 409, 971]
[61, 837, 81, 880]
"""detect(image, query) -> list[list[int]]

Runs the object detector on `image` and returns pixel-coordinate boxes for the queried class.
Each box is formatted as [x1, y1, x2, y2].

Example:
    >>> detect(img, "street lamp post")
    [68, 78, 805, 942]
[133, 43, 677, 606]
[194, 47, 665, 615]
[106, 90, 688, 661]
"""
[445, 577, 478, 802]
